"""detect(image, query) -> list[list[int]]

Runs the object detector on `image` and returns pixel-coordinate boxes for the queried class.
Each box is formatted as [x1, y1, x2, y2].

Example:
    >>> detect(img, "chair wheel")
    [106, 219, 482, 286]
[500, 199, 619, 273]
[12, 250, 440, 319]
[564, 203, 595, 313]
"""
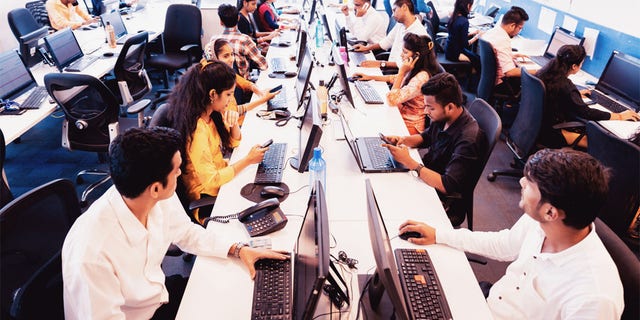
[487, 173, 497, 182]
[76, 176, 84, 184]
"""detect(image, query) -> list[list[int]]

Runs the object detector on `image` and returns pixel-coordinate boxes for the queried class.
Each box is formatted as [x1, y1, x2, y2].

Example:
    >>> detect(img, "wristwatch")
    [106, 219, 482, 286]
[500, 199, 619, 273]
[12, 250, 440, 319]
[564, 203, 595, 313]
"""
[413, 163, 424, 175]
[380, 61, 387, 68]
[233, 242, 249, 258]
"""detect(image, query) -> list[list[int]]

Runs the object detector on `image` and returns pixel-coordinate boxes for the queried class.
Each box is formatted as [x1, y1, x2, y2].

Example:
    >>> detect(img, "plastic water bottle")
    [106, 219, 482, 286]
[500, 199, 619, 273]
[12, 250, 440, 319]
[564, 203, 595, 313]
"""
[315, 20, 323, 48]
[317, 80, 328, 120]
[308, 147, 326, 191]
[105, 21, 116, 48]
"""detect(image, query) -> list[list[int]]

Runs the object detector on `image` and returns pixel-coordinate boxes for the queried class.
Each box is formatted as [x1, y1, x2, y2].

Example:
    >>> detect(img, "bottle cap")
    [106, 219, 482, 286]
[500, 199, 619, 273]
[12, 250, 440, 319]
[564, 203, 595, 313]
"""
[313, 147, 322, 159]
[319, 80, 325, 86]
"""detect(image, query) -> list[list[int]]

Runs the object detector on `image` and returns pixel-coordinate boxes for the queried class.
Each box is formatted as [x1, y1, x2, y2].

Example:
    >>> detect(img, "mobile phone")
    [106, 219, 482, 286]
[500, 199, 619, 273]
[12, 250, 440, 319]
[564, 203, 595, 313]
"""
[379, 133, 393, 145]
[260, 139, 274, 148]
[270, 85, 283, 93]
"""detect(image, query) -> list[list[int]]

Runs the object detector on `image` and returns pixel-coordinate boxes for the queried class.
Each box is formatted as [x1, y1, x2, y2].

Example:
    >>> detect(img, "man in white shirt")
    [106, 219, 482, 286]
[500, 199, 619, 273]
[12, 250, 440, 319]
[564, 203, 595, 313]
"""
[62, 127, 287, 319]
[353, 0, 429, 69]
[399, 148, 624, 319]
[341, 0, 388, 45]
[481, 6, 532, 96]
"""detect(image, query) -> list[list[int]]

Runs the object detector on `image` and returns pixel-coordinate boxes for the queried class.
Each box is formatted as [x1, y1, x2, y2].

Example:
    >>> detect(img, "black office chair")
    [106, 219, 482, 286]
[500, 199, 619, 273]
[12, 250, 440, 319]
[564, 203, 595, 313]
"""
[44, 73, 150, 206]
[425, 1, 447, 34]
[487, 68, 543, 181]
[0, 130, 13, 208]
[9, 252, 64, 320]
[594, 218, 640, 320]
[0, 179, 80, 319]
[484, 5, 500, 18]
[8, 8, 50, 67]
[477, 39, 518, 110]
[24, 0, 51, 30]
[111, 31, 152, 122]
[587, 121, 640, 242]
[146, 4, 203, 90]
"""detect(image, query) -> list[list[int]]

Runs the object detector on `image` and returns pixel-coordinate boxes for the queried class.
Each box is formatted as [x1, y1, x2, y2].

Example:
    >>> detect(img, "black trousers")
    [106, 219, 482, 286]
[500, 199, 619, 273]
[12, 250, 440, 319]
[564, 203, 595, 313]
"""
[151, 275, 189, 320]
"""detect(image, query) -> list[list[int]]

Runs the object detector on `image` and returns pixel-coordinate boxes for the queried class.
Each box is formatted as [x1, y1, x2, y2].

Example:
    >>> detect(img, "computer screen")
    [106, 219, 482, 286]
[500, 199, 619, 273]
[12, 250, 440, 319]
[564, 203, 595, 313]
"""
[293, 180, 330, 320]
[100, 11, 128, 39]
[0, 50, 36, 100]
[296, 29, 308, 68]
[291, 94, 323, 172]
[321, 14, 333, 43]
[296, 46, 314, 110]
[44, 28, 84, 71]
[17, 26, 48, 67]
[335, 59, 355, 107]
[597, 51, 640, 108]
[308, 0, 318, 25]
[544, 27, 584, 58]
[365, 179, 411, 320]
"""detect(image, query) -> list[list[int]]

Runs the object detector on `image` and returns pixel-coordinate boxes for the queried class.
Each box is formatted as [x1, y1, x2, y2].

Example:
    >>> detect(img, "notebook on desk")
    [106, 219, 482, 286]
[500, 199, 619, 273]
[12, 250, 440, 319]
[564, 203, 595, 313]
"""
[589, 51, 640, 113]
[0, 50, 48, 111]
[44, 28, 99, 72]
[528, 27, 584, 66]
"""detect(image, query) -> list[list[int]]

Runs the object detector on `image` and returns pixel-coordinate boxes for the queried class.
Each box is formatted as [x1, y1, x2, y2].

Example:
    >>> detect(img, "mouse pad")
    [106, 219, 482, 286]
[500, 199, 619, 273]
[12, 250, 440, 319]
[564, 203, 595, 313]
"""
[240, 182, 290, 203]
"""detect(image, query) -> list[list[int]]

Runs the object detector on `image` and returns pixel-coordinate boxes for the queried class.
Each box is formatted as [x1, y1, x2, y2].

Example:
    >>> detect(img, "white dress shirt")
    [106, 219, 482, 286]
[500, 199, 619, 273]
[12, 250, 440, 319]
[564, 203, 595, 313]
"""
[481, 26, 516, 84]
[437, 214, 624, 320]
[378, 17, 429, 66]
[62, 186, 235, 320]
[345, 6, 388, 44]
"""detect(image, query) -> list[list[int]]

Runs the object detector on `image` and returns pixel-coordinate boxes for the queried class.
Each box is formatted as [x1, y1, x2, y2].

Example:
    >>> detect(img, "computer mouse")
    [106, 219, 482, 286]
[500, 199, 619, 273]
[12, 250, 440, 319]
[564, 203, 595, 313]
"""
[284, 71, 297, 78]
[261, 186, 285, 198]
[278, 41, 291, 47]
[347, 75, 362, 82]
[399, 231, 421, 240]
[103, 52, 114, 57]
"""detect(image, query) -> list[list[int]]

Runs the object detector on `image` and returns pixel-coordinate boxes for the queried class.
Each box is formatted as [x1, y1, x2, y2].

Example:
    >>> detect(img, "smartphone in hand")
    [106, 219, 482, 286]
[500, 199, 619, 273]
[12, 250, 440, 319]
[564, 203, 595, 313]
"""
[270, 85, 283, 93]
[379, 133, 394, 145]
[260, 139, 274, 148]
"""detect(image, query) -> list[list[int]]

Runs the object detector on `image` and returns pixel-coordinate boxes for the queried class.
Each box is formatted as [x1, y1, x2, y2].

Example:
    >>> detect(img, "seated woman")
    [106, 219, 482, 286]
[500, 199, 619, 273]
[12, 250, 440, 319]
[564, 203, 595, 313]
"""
[445, 0, 481, 70]
[355, 34, 441, 134]
[166, 60, 268, 223]
[238, 0, 279, 46]
[254, 0, 292, 32]
[536, 44, 639, 148]
[205, 38, 278, 126]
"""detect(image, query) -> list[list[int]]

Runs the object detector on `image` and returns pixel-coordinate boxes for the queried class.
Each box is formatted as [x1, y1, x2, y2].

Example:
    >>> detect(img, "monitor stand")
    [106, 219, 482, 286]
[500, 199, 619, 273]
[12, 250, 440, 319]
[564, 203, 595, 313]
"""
[358, 273, 398, 319]
[289, 157, 309, 172]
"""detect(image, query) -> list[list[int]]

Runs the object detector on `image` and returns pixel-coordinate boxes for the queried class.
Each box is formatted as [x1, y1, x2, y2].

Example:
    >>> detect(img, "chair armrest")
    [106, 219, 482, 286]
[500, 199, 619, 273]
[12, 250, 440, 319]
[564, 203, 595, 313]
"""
[180, 44, 200, 53]
[374, 51, 390, 61]
[552, 121, 585, 130]
[465, 252, 488, 265]
[126, 99, 151, 114]
[188, 197, 216, 212]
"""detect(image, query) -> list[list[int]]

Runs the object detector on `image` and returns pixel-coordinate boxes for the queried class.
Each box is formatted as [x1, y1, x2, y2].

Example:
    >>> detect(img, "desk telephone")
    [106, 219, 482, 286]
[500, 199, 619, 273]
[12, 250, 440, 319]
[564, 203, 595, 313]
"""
[238, 198, 288, 237]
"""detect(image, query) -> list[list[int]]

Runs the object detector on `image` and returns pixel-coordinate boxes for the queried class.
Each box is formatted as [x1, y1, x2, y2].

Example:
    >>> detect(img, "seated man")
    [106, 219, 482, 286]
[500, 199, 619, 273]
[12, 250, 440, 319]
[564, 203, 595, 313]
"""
[399, 148, 624, 319]
[383, 73, 485, 225]
[353, 0, 429, 70]
[480, 6, 531, 96]
[209, 4, 268, 79]
[62, 127, 287, 319]
[46, 0, 98, 30]
[340, 0, 388, 45]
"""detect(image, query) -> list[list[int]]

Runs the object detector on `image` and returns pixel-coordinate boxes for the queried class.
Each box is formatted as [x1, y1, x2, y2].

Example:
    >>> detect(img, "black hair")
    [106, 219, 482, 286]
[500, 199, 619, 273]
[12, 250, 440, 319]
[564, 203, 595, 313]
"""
[501, 6, 528, 26]
[421, 72, 463, 108]
[448, 0, 473, 33]
[218, 3, 239, 28]
[402, 33, 441, 86]
[109, 127, 182, 198]
[393, 0, 415, 14]
[536, 44, 586, 93]
[524, 148, 610, 229]
[238, 0, 257, 11]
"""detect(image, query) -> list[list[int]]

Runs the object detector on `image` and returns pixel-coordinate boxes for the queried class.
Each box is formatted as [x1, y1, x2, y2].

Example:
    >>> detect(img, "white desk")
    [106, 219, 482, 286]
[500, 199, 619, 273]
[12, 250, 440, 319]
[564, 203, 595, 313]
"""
[176, 10, 491, 318]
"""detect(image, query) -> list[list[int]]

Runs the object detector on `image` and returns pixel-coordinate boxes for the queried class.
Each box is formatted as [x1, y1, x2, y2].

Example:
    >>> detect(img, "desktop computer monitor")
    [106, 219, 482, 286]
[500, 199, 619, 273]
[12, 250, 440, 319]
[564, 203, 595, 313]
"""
[596, 51, 640, 109]
[291, 94, 323, 172]
[334, 59, 355, 107]
[294, 180, 330, 319]
[308, 0, 318, 25]
[17, 26, 49, 67]
[296, 45, 314, 110]
[321, 14, 333, 43]
[364, 179, 411, 320]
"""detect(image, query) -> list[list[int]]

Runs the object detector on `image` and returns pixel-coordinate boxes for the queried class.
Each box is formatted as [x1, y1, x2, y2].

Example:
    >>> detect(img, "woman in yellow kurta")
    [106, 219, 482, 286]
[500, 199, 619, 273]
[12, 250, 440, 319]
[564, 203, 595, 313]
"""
[167, 60, 268, 223]
[204, 38, 279, 125]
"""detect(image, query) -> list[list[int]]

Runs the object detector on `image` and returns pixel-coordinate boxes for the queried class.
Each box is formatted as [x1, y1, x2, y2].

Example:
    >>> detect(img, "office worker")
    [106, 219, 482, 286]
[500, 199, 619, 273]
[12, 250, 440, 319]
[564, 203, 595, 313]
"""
[62, 127, 287, 319]
[205, 38, 279, 126]
[166, 60, 268, 223]
[353, 0, 429, 69]
[340, 0, 388, 45]
[399, 148, 624, 319]
[445, 0, 481, 70]
[536, 45, 640, 148]
[480, 6, 531, 96]
[255, 0, 292, 32]
[354, 34, 441, 134]
[383, 73, 485, 225]
[210, 4, 269, 79]
[46, 0, 98, 30]
[237, 0, 279, 47]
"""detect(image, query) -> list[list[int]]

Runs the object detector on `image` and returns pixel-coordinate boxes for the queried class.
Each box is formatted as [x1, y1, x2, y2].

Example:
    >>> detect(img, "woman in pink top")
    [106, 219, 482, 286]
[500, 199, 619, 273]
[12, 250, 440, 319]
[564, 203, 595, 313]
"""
[355, 34, 441, 134]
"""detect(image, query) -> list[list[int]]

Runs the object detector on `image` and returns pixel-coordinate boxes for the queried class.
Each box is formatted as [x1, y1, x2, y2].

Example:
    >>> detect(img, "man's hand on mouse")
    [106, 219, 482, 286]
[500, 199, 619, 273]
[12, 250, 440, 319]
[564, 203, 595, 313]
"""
[398, 220, 436, 245]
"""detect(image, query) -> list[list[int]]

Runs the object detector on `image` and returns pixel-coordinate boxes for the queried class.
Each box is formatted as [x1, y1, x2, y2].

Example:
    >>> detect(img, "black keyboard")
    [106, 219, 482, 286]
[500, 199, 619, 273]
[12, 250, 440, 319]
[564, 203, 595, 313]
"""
[255, 142, 287, 184]
[270, 57, 287, 73]
[267, 87, 288, 111]
[354, 81, 384, 104]
[251, 259, 292, 320]
[65, 55, 99, 72]
[20, 86, 48, 109]
[590, 91, 630, 113]
[395, 249, 453, 320]
[363, 137, 393, 169]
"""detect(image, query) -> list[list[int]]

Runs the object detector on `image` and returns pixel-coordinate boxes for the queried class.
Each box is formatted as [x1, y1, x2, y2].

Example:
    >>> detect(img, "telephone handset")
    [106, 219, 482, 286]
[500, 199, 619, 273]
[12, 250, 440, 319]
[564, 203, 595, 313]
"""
[238, 198, 288, 237]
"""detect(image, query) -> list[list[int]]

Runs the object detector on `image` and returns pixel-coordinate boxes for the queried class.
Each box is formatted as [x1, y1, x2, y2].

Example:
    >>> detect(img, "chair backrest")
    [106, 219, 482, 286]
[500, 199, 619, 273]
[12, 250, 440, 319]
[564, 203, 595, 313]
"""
[24, 1, 51, 29]
[594, 218, 640, 320]
[0, 179, 80, 318]
[484, 5, 500, 18]
[0, 130, 13, 208]
[477, 39, 497, 102]
[114, 31, 150, 101]
[507, 69, 544, 160]
[148, 103, 173, 128]
[162, 4, 202, 55]
[587, 121, 640, 238]
[465, 98, 502, 229]
[44, 73, 120, 152]
[10, 252, 64, 320]
[426, 1, 440, 31]
[7, 8, 43, 40]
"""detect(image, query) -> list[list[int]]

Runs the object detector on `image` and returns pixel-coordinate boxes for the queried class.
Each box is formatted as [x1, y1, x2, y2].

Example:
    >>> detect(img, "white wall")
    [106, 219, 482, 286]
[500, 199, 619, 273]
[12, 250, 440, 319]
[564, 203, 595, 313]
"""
[1, 0, 29, 52]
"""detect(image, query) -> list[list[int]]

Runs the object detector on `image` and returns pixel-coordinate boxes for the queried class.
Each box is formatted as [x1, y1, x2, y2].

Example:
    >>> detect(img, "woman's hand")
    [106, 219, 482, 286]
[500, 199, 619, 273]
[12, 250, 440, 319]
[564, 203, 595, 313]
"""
[399, 56, 417, 75]
[352, 72, 372, 81]
[223, 110, 239, 129]
[245, 145, 268, 164]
